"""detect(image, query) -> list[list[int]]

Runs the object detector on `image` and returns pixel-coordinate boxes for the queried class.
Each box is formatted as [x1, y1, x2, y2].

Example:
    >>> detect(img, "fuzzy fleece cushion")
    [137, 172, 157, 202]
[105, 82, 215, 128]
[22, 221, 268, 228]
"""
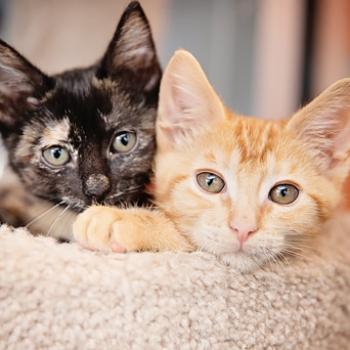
[1, 221, 350, 350]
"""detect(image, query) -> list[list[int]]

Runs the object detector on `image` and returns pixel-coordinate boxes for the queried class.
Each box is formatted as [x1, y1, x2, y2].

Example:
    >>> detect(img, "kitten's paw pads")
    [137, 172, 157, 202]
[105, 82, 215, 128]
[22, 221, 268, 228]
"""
[73, 206, 127, 252]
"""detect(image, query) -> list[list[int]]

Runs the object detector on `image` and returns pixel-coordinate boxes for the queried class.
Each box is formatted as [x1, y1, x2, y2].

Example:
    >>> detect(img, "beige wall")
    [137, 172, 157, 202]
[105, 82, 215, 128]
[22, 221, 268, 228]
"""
[4, 1, 350, 115]
[252, 0, 304, 119]
[312, 0, 350, 95]
[6, 0, 168, 73]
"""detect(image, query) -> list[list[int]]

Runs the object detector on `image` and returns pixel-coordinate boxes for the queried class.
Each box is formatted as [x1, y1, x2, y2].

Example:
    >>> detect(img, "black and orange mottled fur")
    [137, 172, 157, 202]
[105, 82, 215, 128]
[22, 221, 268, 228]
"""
[0, 2, 161, 236]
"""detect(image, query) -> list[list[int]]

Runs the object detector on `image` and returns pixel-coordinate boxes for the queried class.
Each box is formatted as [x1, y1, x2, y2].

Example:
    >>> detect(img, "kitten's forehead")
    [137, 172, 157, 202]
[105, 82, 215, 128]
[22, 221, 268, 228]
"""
[196, 117, 309, 186]
[46, 74, 153, 133]
[48, 76, 113, 117]
[198, 118, 280, 165]
[40, 118, 70, 147]
[230, 117, 282, 163]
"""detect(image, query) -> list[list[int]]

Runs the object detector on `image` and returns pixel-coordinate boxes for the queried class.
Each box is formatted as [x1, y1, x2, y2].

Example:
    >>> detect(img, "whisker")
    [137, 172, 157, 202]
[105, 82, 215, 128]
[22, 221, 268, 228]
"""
[59, 208, 75, 240]
[108, 185, 144, 201]
[47, 204, 71, 237]
[276, 251, 290, 267]
[281, 248, 313, 262]
[261, 248, 281, 269]
[284, 242, 317, 254]
[25, 200, 65, 229]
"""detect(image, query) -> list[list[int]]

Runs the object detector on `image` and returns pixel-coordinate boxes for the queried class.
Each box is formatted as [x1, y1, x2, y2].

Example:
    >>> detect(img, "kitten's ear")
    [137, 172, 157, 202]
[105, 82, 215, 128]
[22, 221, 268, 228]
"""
[287, 78, 350, 184]
[98, 1, 161, 94]
[157, 50, 225, 148]
[0, 39, 53, 129]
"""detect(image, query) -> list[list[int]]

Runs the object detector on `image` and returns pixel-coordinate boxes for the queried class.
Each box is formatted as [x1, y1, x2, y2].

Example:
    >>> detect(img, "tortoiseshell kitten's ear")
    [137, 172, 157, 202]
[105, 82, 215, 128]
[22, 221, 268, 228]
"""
[97, 1, 161, 103]
[0, 40, 54, 133]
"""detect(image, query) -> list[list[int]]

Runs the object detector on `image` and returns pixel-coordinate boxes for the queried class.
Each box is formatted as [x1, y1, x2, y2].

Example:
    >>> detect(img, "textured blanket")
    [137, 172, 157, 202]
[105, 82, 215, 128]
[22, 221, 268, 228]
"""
[1, 219, 350, 350]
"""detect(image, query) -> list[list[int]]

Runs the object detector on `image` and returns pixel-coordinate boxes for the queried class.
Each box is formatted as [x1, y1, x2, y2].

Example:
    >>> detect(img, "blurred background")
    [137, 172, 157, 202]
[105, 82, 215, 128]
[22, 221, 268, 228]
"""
[0, 0, 349, 118]
[0, 0, 350, 197]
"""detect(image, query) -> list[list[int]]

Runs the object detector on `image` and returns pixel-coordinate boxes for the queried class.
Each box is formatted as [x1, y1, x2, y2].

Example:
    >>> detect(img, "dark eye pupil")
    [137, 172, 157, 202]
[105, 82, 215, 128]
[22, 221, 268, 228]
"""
[52, 148, 62, 159]
[120, 134, 129, 146]
[206, 175, 215, 186]
[280, 187, 288, 197]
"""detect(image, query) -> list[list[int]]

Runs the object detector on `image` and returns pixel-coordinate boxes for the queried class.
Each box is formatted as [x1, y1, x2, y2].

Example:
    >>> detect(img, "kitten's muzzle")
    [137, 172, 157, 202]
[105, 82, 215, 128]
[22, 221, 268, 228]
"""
[84, 174, 111, 198]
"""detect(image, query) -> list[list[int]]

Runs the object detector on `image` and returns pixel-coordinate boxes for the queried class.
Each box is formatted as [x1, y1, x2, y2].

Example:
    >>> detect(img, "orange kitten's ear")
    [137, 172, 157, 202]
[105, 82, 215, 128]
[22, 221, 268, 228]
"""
[157, 50, 225, 148]
[287, 78, 350, 183]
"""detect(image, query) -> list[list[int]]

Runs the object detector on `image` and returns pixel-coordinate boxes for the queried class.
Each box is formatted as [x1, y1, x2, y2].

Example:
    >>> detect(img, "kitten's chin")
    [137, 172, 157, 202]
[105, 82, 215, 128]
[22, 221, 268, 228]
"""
[219, 252, 265, 273]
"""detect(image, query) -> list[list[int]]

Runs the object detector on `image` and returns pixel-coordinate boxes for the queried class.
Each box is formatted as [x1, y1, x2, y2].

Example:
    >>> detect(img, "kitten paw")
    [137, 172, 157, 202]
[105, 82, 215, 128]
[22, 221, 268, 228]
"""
[73, 205, 194, 253]
[73, 206, 132, 252]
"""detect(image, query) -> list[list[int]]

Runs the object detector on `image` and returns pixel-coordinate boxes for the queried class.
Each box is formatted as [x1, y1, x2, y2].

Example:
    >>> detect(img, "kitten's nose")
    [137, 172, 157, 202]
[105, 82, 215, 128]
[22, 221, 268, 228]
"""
[230, 219, 257, 246]
[85, 174, 110, 198]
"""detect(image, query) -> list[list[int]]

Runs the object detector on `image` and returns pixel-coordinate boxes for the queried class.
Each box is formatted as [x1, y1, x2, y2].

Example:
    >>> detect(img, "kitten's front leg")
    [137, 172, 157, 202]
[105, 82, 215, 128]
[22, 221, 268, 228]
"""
[73, 206, 193, 253]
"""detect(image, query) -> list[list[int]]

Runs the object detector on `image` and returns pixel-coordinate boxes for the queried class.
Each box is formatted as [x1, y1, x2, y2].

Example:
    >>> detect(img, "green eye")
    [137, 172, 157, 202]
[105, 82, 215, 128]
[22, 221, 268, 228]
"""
[196, 172, 225, 193]
[269, 183, 299, 205]
[112, 131, 137, 153]
[42, 146, 70, 167]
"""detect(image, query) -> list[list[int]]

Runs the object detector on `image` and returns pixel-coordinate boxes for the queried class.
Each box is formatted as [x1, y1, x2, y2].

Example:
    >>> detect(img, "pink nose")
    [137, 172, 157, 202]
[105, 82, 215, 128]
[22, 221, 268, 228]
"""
[230, 221, 257, 246]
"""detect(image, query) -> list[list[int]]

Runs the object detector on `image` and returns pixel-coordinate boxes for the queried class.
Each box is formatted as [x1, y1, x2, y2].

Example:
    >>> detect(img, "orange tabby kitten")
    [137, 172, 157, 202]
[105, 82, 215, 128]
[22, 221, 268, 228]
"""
[73, 50, 350, 272]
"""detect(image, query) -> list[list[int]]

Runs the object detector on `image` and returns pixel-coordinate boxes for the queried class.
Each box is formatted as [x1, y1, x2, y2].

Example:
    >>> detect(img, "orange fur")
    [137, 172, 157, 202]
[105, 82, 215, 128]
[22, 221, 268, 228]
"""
[73, 50, 350, 272]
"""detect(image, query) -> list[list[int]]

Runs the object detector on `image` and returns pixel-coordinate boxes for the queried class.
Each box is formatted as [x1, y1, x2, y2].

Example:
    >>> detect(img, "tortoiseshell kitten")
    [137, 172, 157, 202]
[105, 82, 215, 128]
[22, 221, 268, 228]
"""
[0, 2, 161, 239]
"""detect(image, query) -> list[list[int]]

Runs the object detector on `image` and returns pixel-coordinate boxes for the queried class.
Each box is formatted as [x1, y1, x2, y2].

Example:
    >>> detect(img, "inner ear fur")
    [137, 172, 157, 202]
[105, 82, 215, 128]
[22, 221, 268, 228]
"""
[157, 49, 225, 149]
[97, 1, 161, 95]
[287, 78, 350, 180]
[0, 39, 53, 129]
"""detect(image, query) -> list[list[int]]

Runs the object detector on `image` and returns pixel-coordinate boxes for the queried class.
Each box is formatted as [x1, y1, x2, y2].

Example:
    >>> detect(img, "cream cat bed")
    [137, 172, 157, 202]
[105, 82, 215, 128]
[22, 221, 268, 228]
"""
[1, 216, 350, 350]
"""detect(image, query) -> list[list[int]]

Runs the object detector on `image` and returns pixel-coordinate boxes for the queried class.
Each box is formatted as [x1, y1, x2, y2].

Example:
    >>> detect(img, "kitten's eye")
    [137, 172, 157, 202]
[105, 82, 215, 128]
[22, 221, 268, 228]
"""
[196, 172, 225, 193]
[269, 183, 299, 205]
[112, 131, 137, 153]
[42, 146, 70, 167]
